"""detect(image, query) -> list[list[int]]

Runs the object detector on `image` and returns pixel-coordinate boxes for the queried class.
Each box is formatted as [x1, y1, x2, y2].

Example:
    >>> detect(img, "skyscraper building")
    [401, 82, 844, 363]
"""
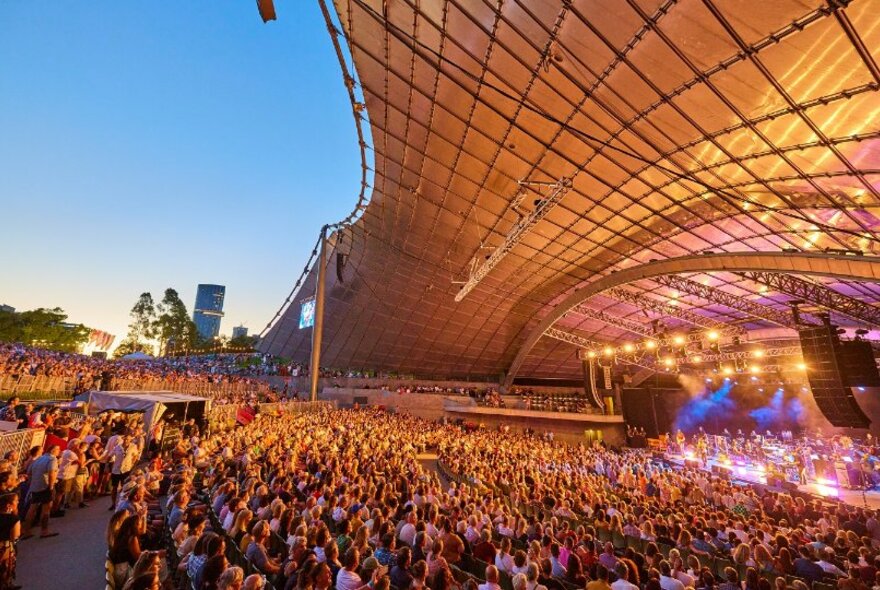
[193, 284, 225, 340]
[232, 325, 248, 339]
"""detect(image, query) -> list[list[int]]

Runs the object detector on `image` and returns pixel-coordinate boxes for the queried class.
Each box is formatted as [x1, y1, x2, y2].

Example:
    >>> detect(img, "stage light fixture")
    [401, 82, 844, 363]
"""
[587, 350, 596, 359]
[796, 362, 807, 371]
[692, 355, 702, 363]
[750, 365, 761, 374]
[722, 366, 733, 375]
[623, 343, 634, 353]
[663, 357, 674, 367]
[644, 340, 656, 350]
[753, 349, 764, 358]
[707, 330, 719, 341]
[603, 347, 614, 357]
[672, 335, 685, 346]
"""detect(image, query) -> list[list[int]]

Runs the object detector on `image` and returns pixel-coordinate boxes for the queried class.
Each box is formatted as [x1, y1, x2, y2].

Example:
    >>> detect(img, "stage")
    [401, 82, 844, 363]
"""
[666, 452, 880, 509]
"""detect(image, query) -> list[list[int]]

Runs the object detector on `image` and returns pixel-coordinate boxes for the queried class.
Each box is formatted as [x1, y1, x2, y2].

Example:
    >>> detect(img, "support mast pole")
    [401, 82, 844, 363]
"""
[309, 225, 329, 402]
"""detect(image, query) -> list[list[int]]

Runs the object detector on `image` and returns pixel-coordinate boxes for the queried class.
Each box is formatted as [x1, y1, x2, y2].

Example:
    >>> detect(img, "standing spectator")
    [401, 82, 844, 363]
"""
[21, 445, 60, 539]
[105, 433, 139, 510]
[0, 493, 20, 590]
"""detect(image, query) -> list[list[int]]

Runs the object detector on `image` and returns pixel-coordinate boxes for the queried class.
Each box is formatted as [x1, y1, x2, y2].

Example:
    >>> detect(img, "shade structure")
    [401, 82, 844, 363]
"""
[261, 0, 880, 382]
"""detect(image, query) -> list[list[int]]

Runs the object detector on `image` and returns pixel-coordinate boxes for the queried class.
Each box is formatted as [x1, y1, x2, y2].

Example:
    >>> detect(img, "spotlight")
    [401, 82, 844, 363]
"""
[753, 349, 764, 358]
[796, 362, 807, 371]
[587, 351, 596, 359]
[691, 355, 702, 363]
[750, 365, 761, 374]
[603, 347, 614, 357]
[672, 335, 685, 346]
[623, 343, 634, 353]
[644, 340, 656, 350]
[707, 330, 719, 341]
[663, 357, 674, 367]
[722, 366, 733, 376]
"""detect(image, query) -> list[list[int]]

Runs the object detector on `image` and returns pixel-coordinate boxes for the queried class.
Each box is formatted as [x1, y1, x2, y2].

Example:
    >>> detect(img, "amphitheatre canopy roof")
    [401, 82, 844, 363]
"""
[261, 0, 880, 382]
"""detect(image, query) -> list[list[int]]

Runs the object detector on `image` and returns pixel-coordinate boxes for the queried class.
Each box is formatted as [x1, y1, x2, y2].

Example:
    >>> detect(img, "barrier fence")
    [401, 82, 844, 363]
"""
[0, 429, 44, 466]
[0, 374, 272, 400]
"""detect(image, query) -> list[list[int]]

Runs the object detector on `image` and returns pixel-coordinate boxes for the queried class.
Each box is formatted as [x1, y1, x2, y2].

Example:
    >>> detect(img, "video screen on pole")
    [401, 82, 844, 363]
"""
[299, 298, 316, 329]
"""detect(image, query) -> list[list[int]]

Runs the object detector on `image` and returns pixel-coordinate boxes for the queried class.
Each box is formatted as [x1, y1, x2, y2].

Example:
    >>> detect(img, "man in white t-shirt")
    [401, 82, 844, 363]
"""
[336, 548, 365, 590]
[399, 511, 418, 546]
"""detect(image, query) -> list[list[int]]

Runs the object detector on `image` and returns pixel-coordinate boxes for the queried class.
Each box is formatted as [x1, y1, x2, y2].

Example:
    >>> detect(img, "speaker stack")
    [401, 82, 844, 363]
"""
[798, 320, 873, 429]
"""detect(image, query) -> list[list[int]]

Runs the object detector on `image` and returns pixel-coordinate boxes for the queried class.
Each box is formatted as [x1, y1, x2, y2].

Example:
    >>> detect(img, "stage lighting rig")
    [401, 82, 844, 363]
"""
[455, 176, 573, 302]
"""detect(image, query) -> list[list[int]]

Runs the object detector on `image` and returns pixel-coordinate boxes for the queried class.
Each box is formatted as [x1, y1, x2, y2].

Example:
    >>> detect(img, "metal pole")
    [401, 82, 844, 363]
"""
[309, 226, 329, 402]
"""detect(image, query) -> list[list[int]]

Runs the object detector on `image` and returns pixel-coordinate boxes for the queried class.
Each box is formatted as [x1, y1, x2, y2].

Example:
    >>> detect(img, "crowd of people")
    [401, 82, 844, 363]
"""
[5, 345, 880, 590]
[0, 344, 270, 392]
[4, 402, 873, 590]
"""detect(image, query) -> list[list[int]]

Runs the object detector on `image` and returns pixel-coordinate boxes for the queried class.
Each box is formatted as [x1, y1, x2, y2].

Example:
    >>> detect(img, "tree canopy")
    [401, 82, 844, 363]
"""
[0, 307, 90, 352]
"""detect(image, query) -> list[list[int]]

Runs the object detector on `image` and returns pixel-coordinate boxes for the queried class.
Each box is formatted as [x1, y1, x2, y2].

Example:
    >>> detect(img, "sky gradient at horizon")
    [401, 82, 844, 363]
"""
[0, 2, 362, 346]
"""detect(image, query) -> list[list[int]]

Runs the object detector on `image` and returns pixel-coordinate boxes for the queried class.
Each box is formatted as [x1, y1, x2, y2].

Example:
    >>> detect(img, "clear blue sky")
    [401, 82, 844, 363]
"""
[0, 2, 362, 345]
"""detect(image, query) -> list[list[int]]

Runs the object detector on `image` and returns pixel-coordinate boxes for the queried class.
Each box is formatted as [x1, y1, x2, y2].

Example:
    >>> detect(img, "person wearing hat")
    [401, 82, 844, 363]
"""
[360, 556, 386, 583]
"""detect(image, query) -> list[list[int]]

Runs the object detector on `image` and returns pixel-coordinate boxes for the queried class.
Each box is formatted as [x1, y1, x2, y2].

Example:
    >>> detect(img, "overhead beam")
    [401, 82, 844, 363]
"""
[692, 346, 802, 363]
[739, 271, 880, 328]
[607, 287, 745, 335]
[654, 275, 803, 328]
[503, 252, 880, 389]
[544, 327, 654, 370]
[454, 177, 572, 301]
[569, 305, 655, 337]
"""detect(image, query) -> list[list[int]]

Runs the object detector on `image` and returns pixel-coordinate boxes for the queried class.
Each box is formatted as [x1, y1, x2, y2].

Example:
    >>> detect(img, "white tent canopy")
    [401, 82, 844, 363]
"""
[83, 390, 210, 440]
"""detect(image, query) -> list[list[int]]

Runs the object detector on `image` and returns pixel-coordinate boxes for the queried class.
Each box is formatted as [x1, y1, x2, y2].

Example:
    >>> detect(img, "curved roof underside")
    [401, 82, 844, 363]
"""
[261, 0, 880, 380]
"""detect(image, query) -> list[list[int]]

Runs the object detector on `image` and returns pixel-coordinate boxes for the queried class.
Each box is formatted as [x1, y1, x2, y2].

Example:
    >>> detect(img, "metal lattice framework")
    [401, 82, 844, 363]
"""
[654, 275, 801, 328]
[455, 177, 573, 302]
[546, 327, 654, 369]
[259, 0, 880, 382]
[569, 305, 656, 337]
[692, 346, 802, 364]
[607, 287, 745, 335]
[740, 272, 880, 328]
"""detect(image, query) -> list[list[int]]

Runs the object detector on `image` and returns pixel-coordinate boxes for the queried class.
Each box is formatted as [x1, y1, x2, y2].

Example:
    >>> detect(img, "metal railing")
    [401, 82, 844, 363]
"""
[0, 429, 44, 466]
[0, 374, 273, 400]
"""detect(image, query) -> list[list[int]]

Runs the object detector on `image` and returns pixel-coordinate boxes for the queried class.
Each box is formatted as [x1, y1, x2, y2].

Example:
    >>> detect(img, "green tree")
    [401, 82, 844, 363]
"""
[155, 288, 198, 355]
[116, 292, 157, 356]
[0, 307, 90, 352]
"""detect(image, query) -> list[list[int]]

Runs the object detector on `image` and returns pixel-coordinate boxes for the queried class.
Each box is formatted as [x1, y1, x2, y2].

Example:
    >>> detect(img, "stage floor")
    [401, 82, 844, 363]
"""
[665, 453, 880, 509]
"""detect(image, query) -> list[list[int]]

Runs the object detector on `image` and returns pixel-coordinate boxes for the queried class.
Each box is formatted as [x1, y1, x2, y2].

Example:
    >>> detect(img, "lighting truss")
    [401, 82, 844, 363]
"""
[607, 288, 746, 335]
[454, 176, 573, 302]
[569, 304, 655, 337]
[739, 272, 880, 328]
[545, 327, 653, 369]
[654, 275, 801, 328]
[689, 346, 802, 364]
[544, 326, 600, 348]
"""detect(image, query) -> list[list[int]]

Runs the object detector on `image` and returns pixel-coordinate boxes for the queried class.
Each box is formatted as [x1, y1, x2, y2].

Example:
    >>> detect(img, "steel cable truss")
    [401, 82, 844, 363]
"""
[455, 176, 573, 302]
[654, 275, 801, 328]
[568, 304, 655, 337]
[606, 288, 746, 335]
[543, 327, 654, 369]
[738, 272, 880, 328]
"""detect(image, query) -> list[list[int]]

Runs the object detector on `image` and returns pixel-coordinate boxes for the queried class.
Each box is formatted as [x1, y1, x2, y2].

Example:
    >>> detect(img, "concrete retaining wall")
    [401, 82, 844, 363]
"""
[319, 387, 625, 446]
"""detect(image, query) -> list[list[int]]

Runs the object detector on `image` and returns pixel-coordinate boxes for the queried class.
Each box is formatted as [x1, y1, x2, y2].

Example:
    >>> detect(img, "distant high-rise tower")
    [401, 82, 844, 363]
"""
[193, 284, 225, 340]
[232, 325, 248, 339]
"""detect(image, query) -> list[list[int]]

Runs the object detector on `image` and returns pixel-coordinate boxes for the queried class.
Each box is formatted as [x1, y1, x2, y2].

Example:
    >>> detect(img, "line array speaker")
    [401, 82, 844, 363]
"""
[798, 324, 871, 429]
